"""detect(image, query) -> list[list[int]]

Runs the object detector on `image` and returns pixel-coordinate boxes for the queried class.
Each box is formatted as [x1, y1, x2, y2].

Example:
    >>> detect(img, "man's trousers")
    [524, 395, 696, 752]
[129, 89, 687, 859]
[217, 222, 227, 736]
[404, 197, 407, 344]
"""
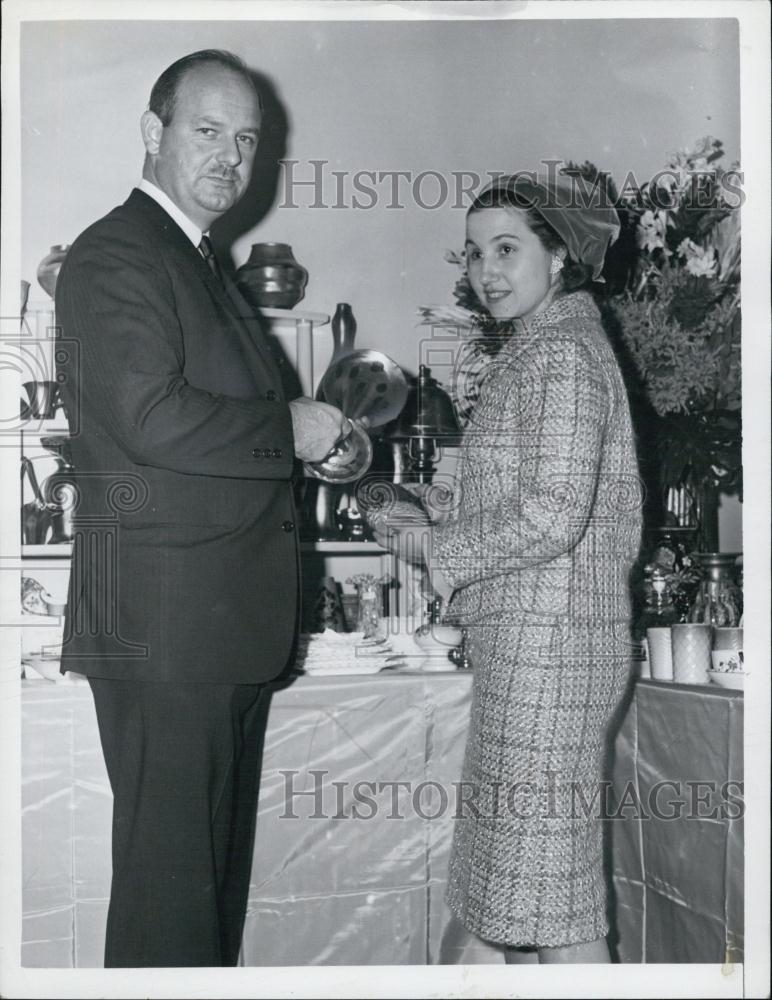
[88, 676, 268, 967]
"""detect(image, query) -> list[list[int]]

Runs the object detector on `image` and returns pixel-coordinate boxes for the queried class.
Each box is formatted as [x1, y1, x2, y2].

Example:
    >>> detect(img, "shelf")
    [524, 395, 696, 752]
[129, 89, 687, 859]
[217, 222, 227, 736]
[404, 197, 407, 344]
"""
[22, 544, 72, 559]
[20, 417, 70, 438]
[260, 307, 330, 326]
[20, 541, 379, 558]
[300, 540, 385, 553]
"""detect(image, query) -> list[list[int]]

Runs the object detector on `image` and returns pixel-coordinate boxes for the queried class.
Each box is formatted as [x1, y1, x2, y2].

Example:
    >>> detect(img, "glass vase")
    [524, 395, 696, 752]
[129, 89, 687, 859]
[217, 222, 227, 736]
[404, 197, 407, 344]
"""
[355, 585, 382, 639]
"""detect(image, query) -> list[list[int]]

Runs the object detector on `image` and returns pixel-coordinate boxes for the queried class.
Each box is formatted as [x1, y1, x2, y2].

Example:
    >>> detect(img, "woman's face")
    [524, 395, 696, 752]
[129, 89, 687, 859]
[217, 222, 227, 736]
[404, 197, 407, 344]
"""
[465, 207, 557, 321]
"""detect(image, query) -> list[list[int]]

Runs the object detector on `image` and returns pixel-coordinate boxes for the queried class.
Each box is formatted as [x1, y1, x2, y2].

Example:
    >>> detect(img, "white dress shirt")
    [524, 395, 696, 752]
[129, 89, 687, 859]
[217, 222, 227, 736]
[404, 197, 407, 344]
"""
[137, 178, 207, 249]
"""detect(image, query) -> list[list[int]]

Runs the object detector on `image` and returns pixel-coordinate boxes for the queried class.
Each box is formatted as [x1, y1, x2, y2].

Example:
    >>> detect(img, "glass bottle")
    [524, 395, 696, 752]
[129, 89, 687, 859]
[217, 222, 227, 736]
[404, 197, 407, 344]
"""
[637, 567, 680, 629]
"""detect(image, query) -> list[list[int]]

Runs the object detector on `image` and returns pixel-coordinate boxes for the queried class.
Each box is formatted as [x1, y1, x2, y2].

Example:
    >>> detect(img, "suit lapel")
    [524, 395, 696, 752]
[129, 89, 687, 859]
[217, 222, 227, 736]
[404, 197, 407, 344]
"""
[123, 190, 286, 396]
[199, 255, 286, 389]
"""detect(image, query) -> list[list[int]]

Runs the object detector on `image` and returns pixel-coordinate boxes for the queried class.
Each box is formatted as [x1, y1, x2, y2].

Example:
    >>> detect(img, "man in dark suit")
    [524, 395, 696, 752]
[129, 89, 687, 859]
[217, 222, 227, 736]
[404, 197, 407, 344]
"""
[55, 49, 348, 968]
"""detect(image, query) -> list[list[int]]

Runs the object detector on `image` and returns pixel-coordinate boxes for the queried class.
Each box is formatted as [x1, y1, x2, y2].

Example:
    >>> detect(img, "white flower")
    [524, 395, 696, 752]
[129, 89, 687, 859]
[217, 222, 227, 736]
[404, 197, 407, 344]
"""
[637, 209, 669, 253]
[677, 238, 717, 278]
[685, 253, 718, 278]
[657, 172, 680, 194]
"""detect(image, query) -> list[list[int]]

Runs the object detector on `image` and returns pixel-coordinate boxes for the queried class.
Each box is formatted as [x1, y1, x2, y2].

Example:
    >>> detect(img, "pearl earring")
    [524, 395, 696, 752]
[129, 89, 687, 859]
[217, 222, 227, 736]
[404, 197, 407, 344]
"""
[550, 256, 564, 276]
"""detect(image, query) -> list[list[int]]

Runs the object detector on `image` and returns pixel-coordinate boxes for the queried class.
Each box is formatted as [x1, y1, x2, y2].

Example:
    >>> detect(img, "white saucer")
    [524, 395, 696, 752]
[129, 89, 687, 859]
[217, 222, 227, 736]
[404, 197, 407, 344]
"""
[707, 670, 745, 691]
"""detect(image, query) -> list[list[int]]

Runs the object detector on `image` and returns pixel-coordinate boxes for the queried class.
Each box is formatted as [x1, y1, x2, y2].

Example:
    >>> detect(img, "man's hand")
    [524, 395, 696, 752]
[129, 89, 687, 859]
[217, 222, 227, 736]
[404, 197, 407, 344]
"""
[289, 397, 351, 463]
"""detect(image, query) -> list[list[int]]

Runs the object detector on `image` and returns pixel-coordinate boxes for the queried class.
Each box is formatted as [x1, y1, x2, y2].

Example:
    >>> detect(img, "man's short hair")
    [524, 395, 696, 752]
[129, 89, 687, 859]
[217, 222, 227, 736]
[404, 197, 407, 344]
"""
[148, 50, 261, 126]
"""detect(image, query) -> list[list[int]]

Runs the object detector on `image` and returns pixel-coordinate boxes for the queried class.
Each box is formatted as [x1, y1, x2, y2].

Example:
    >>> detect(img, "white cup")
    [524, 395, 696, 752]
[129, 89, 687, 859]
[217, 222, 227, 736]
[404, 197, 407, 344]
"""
[647, 627, 674, 681]
[711, 649, 743, 674]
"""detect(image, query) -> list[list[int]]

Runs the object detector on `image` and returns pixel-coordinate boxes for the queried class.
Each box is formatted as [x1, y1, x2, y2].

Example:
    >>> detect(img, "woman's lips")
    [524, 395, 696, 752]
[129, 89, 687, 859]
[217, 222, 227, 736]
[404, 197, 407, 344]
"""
[484, 290, 511, 303]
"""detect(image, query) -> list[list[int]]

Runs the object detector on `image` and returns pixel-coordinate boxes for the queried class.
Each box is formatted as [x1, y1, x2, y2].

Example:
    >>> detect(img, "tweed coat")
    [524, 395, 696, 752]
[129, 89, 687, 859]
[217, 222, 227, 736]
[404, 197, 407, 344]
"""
[55, 189, 299, 684]
[433, 291, 642, 948]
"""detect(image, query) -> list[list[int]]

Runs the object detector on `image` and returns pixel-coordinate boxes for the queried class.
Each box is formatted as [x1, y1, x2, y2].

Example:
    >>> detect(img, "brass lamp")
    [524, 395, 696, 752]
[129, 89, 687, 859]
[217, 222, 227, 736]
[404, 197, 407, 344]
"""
[388, 365, 460, 483]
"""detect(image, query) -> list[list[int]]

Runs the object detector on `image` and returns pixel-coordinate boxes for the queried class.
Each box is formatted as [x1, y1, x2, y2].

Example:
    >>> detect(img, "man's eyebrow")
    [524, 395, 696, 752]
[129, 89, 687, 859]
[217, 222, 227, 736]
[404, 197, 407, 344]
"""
[192, 115, 260, 133]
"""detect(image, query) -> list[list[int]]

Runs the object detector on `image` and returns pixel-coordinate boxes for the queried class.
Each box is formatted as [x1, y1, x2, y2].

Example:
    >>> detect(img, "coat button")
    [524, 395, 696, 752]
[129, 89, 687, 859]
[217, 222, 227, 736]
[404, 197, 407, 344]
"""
[252, 447, 262, 458]
[272, 448, 283, 459]
[282, 520, 295, 533]
[266, 390, 278, 401]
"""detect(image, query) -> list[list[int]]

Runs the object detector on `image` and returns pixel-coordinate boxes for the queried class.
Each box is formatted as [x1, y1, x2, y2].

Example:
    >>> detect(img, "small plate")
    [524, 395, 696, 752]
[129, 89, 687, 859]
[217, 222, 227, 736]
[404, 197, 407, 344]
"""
[707, 669, 745, 691]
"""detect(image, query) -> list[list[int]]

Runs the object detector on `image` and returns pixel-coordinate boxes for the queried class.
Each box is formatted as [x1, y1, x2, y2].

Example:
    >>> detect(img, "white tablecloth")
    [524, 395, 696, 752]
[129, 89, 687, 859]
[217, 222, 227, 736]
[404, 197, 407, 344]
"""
[20, 673, 743, 966]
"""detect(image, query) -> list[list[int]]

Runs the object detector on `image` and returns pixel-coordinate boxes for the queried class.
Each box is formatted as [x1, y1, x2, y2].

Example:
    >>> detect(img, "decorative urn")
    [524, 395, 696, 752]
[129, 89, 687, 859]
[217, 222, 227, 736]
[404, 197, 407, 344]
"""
[235, 242, 308, 309]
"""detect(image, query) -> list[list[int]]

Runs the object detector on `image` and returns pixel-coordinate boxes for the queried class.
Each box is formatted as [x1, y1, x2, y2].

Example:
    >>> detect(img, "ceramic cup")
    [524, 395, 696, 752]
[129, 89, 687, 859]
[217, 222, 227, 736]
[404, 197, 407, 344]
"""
[671, 623, 712, 685]
[646, 627, 674, 681]
[712, 627, 743, 652]
[710, 650, 743, 674]
[711, 626, 743, 674]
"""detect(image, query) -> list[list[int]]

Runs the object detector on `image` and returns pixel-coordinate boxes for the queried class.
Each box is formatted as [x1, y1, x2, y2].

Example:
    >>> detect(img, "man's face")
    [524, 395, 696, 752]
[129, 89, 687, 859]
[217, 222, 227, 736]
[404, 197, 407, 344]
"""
[145, 65, 261, 229]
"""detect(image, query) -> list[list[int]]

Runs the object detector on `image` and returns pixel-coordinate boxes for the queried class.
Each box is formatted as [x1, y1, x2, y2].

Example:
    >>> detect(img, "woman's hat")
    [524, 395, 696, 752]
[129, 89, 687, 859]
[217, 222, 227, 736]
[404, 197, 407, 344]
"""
[475, 173, 620, 281]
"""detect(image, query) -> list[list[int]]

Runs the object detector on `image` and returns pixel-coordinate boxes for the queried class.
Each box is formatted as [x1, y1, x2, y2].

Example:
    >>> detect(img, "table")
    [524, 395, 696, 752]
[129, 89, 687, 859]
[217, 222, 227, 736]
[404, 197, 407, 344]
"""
[20, 673, 743, 966]
[607, 678, 744, 964]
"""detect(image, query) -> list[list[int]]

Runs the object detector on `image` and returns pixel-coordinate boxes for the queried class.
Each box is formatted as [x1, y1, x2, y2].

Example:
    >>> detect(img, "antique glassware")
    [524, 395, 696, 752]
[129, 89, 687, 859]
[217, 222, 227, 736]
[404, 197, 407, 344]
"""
[689, 580, 737, 627]
[689, 552, 741, 626]
[356, 583, 381, 639]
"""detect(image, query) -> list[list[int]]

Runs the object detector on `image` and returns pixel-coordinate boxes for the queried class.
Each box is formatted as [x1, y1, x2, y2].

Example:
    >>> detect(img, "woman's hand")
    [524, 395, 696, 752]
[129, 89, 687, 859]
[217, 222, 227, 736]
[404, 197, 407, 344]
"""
[372, 501, 455, 601]
[371, 502, 431, 566]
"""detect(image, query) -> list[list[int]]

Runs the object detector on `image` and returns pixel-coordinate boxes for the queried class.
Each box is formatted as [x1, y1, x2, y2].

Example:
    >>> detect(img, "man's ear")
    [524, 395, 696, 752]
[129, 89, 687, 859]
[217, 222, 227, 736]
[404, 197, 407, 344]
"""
[140, 110, 164, 155]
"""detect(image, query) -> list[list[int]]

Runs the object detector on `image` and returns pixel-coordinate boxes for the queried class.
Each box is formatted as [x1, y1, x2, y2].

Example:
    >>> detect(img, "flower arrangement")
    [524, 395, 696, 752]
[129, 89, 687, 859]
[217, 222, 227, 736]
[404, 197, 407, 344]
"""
[604, 137, 742, 546]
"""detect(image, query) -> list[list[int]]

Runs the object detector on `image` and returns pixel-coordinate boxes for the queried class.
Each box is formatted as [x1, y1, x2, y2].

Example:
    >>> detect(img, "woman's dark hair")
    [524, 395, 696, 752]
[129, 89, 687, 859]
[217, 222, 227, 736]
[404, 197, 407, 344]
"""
[148, 50, 260, 126]
[468, 186, 594, 292]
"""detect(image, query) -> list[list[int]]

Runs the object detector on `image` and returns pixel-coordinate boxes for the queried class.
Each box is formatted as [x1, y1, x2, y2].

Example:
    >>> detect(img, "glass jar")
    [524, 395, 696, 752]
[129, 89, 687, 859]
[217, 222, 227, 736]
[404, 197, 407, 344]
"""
[689, 552, 742, 626]
[355, 584, 382, 639]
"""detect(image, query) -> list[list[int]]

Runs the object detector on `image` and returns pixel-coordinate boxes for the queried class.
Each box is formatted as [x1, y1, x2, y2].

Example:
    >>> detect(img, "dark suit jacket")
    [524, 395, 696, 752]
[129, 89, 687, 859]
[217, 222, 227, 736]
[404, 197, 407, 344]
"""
[56, 189, 299, 684]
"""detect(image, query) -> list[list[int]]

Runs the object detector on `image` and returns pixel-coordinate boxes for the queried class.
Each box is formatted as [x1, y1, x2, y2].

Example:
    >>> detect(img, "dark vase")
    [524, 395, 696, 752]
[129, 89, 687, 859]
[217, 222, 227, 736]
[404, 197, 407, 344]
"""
[235, 242, 308, 309]
[330, 303, 357, 361]
[39, 435, 77, 543]
[36, 244, 71, 299]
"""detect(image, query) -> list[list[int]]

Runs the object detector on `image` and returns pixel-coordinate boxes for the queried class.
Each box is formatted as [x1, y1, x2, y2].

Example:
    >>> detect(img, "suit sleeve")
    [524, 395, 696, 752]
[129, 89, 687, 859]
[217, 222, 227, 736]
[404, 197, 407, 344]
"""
[56, 225, 296, 480]
[431, 334, 610, 589]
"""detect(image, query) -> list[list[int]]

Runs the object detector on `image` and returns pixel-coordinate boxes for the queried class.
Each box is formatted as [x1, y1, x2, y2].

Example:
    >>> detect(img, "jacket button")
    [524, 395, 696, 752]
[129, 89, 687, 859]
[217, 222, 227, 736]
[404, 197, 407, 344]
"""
[266, 390, 278, 401]
[272, 448, 283, 459]
[282, 520, 295, 533]
[252, 448, 262, 458]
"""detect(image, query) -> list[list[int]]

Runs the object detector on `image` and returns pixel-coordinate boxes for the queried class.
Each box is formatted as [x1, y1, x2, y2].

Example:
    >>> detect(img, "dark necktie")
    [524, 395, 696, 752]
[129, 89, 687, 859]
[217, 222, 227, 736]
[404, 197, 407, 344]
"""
[199, 234, 225, 287]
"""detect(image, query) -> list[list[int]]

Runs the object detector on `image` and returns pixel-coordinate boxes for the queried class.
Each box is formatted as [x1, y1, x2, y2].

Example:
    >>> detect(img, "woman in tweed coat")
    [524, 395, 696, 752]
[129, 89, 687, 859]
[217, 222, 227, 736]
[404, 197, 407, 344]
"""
[375, 175, 642, 963]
